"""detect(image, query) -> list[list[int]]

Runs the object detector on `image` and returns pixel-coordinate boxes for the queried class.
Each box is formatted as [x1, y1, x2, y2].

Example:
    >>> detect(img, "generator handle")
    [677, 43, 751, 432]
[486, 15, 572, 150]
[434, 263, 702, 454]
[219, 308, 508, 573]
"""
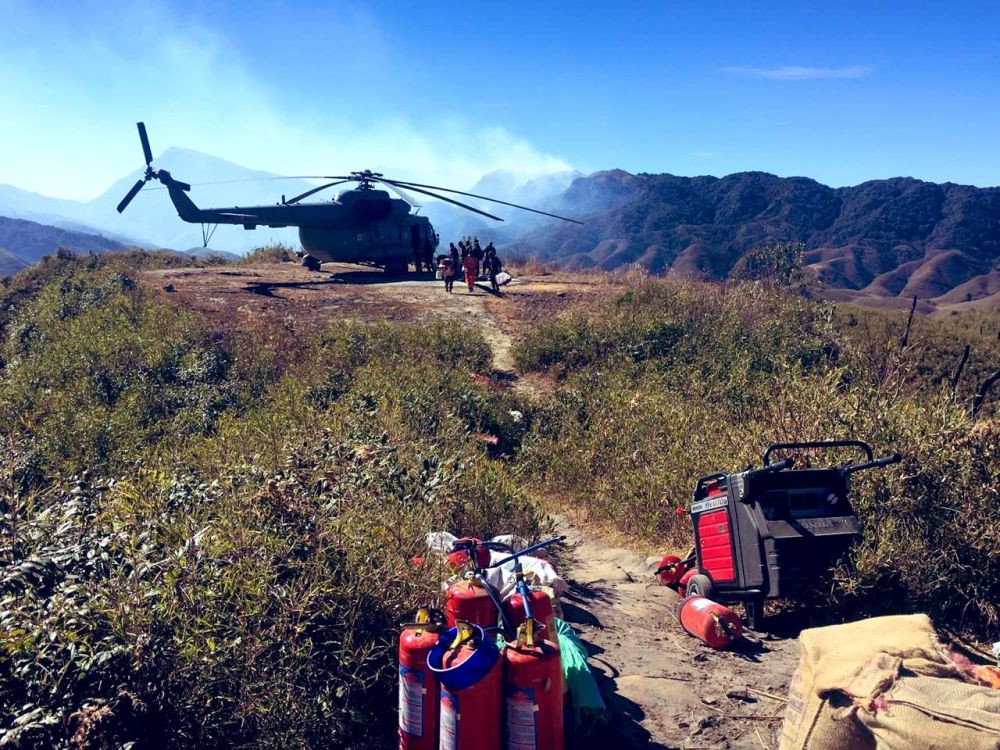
[763, 440, 873, 466]
[693, 472, 728, 500]
[842, 452, 903, 475]
[745, 457, 794, 479]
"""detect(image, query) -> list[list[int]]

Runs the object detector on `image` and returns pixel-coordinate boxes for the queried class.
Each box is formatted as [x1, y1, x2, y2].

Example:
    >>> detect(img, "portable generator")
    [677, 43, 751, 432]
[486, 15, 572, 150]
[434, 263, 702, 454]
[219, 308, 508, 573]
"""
[685, 440, 901, 628]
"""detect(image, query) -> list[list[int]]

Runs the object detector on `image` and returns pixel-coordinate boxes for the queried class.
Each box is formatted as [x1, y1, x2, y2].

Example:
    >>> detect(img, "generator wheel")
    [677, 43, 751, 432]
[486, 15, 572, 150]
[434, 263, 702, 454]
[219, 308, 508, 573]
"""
[686, 574, 714, 599]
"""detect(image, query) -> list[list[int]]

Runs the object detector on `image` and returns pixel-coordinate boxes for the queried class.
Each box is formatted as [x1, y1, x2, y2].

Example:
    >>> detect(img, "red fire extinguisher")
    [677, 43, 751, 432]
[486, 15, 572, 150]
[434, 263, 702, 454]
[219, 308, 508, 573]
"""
[677, 595, 743, 650]
[446, 577, 499, 630]
[399, 607, 446, 750]
[502, 588, 555, 641]
[677, 567, 702, 597]
[503, 618, 564, 750]
[428, 621, 503, 750]
[655, 554, 689, 587]
[446, 538, 493, 571]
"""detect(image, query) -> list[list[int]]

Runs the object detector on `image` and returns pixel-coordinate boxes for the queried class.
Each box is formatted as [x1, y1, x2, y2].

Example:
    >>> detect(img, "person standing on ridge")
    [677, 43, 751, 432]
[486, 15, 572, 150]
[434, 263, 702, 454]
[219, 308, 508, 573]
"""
[449, 243, 460, 280]
[485, 246, 502, 294]
[462, 251, 479, 293]
[439, 253, 455, 293]
[471, 238, 484, 278]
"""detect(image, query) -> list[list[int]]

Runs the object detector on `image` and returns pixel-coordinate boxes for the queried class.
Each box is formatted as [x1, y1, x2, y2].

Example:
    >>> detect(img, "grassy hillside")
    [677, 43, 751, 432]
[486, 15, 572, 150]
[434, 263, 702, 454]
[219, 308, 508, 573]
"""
[0, 252, 541, 748]
[514, 274, 1000, 632]
[1, 251, 998, 747]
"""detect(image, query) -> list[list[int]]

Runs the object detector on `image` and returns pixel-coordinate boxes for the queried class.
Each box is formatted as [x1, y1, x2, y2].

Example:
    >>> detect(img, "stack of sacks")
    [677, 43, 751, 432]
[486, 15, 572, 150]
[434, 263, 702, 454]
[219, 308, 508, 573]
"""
[780, 614, 1000, 750]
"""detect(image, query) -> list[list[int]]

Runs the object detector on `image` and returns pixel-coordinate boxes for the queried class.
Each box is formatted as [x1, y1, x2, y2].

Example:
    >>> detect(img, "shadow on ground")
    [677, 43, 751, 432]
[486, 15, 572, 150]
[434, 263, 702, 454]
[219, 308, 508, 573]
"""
[561, 586, 673, 750]
[242, 270, 442, 298]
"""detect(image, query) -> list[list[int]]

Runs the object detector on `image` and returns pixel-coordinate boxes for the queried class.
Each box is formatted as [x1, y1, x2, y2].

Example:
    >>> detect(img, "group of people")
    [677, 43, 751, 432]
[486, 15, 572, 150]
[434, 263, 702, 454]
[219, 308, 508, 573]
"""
[437, 236, 504, 294]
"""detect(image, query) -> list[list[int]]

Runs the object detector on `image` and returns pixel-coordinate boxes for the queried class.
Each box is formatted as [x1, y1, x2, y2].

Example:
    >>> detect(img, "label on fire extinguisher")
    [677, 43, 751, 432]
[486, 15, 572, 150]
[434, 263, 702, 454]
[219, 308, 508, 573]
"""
[505, 686, 538, 750]
[398, 663, 424, 737]
[440, 689, 459, 750]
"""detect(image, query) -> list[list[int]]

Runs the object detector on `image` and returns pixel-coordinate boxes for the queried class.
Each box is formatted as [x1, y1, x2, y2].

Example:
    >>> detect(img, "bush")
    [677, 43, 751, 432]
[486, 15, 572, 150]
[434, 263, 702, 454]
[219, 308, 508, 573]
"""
[515, 275, 1000, 635]
[239, 244, 297, 265]
[0, 265, 543, 748]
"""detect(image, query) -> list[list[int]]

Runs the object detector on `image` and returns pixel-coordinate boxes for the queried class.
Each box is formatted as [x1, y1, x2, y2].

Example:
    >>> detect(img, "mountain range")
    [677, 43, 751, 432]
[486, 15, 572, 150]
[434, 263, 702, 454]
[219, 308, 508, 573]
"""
[0, 216, 128, 275]
[514, 170, 1000, 310]
[2, 150, 999, 309]
[0, 148, 315, 253]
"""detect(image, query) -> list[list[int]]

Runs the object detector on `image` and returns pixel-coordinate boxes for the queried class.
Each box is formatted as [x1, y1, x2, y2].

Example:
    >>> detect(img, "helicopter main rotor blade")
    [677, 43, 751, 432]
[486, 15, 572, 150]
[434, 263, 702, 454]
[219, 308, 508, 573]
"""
[384, 183, 504, 221]
[372, 178, 421, 207]
[384, 178, 584, 225]
[117, 178, 147, 213]
[284, 175, 353, 181]
[137, 122, 153, 166]
[284, 180, 349, 205]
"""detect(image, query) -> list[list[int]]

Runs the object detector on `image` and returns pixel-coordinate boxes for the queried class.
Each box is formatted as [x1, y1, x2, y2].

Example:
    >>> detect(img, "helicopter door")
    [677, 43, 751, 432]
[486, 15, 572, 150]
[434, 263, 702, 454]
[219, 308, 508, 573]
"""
[410, 226, 421, 250]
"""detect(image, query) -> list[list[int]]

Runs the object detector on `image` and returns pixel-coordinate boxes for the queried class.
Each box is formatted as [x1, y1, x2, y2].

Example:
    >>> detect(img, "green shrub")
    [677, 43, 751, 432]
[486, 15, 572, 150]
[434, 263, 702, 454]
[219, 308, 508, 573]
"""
[239, 244, 297, 265]
[515, 276, 1000, 634]
[0, 265, 542, 748]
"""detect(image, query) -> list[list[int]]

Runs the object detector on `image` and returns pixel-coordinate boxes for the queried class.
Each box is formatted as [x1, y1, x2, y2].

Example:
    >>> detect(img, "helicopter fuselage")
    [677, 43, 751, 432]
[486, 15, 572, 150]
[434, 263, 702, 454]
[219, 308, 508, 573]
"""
[119, 123, 580, 273]
[161, 172, 437, 271]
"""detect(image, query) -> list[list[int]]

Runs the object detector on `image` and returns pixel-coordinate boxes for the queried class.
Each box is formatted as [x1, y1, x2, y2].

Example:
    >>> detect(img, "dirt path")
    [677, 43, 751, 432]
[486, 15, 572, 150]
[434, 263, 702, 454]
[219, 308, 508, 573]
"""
[141, 262, 803, 748]
[556, 518, 800, 749]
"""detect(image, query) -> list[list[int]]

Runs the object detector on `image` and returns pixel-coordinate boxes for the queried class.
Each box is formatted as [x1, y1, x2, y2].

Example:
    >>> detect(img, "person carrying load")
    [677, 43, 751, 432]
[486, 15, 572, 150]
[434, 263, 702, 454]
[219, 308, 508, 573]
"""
[439, 254, 455, 293]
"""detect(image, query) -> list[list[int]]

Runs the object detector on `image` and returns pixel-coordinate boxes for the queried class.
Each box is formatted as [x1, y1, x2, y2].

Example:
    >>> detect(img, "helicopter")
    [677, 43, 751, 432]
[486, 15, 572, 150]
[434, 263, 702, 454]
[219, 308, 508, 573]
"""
[116, 122, 582, 273]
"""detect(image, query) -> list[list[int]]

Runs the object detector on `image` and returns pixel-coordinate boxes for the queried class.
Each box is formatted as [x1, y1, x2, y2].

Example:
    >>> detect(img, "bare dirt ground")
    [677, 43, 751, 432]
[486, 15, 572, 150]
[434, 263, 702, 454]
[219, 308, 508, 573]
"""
[143, 261, 620, 396]
[140, 261, 802, 749]
[557, 517, 800, 750]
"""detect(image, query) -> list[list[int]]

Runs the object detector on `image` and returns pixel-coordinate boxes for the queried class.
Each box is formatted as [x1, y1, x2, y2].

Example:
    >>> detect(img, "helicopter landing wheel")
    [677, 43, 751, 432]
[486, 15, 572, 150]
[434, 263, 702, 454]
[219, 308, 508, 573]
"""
[384, 259, 407, 275]
[302, 255, 322, 272]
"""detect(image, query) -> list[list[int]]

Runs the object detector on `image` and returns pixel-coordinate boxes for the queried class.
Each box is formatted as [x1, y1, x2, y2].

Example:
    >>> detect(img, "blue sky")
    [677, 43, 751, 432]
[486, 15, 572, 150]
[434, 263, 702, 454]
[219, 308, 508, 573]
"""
[1, 0, 998, 199]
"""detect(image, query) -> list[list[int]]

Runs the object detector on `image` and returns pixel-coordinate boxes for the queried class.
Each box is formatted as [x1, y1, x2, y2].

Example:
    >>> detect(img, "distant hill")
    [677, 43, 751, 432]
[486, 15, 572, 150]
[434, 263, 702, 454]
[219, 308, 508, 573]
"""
[512, 171, 1000, 307]
[422, 169, 582, 246]
[0, 148, 318, 253]
[0, 248, 30, 277]
[0, 216, 127, 273]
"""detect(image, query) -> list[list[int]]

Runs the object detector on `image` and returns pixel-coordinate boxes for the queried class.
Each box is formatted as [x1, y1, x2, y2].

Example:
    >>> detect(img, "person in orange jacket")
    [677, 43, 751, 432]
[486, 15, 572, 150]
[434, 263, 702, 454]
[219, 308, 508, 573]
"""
[462, 252, 479, 293]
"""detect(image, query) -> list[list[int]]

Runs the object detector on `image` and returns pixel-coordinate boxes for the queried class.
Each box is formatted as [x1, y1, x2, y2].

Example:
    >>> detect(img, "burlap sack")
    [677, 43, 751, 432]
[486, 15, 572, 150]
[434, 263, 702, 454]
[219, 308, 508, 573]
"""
[858, 674, 1000, 749]
[779, 614, 953, 750]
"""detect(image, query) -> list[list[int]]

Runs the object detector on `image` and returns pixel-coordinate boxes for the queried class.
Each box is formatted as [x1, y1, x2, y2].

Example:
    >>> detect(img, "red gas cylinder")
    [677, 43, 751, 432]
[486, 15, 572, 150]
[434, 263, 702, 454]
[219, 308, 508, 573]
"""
[428, 623, 503, 750]
[677, 567, 701, 598]
[677, 596, 743, 650]
[655, 554, 688, 587]
[503, 620, 564, 750]
[446, 578, 498, 630]
[446, 538, 492, 571]
[503, 589, 555, 641]
[398, 608, 446, 750]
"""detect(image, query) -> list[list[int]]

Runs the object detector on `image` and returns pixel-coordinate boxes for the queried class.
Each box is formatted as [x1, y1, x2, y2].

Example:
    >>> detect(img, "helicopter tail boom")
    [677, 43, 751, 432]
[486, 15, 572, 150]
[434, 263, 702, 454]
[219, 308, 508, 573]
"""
[158, 170, 204, 223]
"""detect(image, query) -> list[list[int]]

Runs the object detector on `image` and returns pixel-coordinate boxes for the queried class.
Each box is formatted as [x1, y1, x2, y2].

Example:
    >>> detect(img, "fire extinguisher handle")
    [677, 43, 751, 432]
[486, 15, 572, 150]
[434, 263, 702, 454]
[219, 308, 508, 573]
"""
[487, 536, 564, 569]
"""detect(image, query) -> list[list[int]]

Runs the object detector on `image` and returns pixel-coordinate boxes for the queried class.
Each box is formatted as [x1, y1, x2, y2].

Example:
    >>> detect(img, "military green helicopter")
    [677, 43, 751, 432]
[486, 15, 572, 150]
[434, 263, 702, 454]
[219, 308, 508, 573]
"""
[116, 122, 582, 273]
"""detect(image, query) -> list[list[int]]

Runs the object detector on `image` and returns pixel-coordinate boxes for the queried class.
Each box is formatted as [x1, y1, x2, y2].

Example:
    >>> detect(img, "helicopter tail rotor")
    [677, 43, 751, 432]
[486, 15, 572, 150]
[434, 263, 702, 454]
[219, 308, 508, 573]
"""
[117, 122, 191, 213]
[138, 122, 153, 167]
[116, 179, 147, 214]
